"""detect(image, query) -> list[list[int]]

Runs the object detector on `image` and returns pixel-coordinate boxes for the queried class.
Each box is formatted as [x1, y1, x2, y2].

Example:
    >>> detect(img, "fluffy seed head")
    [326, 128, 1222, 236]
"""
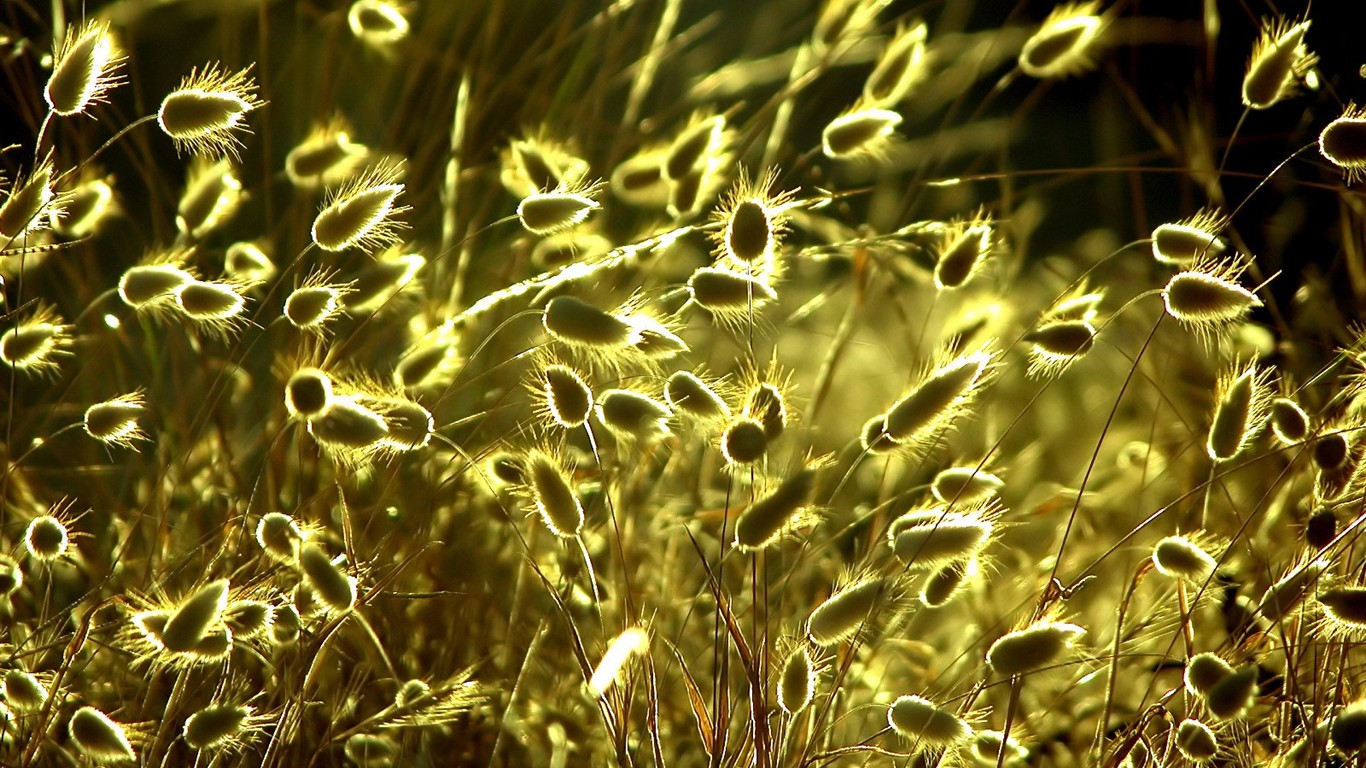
[807, 575, 887, 646]
[1269, 397, 1310, 443]
[174, 280, 248, 323]
[223, 601, 273, 639]
[344, 252, 425, 314]
[311, 161, 408, 252]
[1206, 363, 1273, 462]
[1318, 586, 1366, 633]
[934, 221, 993, 290]
[183, 704, 252, 750]
[348, 0, 409, 44]
[0, 161, 57, 240]
[543, 295, 634, 350]
[720, 417, 768, 465]
[778, 644, 817, 715]
[921, 560, 972, 608]
[286, 120, 369, 188]
[285, 285, 348, 332]
[1152, 209, 1227, 266]
[864, 22, 928, 106]
[0, 554, 22, 596]
[176, 158, 241, 238]
[1321, 104, 1366, 184]
[745, 381, 788, 442]
[25, 514, 69, 561]
[1185, 652, 1234, 697]
[687, 268, 778, 326]
[972, 730, 1029, 767]
[1314, 431, 1349, 472]
[162, 579, 229, 653]
[665, 115, 725, 181]
[157, 64, 262, 157]
[285, 368, 334, 419]
[538, 364, 593, 429]
[596, 389, 672, 442]
[225, 242, 275, 282]
[665, 371, 730, 423]
[887, 695, 973, 747]
[46, 20, 124, 116]
[272, 604, 300, 645]
[83, 392, 147, 450]
[1025, 320, 1096, 378]
[1206, 666, 1258, 720]
[51, 176, 115, 238]
[344, 734, 399, 767]
[119, 263, 194, 309]
[3, 669, 48, 712]
[0, 304, 71, 375]
[517, 184, 602, 236]
[525, 449, 583, 538]
[69, 706, 136, 762]
[733, 464, 818, 550]
[1175, 719, 1218, 762]
[587, 627, 650, 697]
[1152, 535, 1218, 582]
[860, 414, 897, 454]
[362, 395, 434, 452]
[821, 107, 902, 159]
[892, 508, 994, 569]
[504, 136, 590, 197]
[883, 349, 993, 447]
[931, 466, 1004, 504]
[256, 512, 305, 562]
[307, 396, 389, 456]
[298, 542, 356, 612]
[986, 620, 1086, 677]
[1331, 701, 1366, 753]
[1018, 2, 1103, 79]
[1242, 19, 1316, 110]
[1161, 258, 1261, 331]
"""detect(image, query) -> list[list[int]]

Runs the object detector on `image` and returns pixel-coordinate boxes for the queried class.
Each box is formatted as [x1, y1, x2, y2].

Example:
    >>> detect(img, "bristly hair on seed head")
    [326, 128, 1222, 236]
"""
[1321, 103, 1366, 185]
[1160, 253, 1263, 340]
[286, 114, 370, 189]
[1017, 1, 1105, 80]
[1242, 17, 1317, 110]
[0, 301, 73, 376]
[708, 168, 796, 275]
[1152, 208, 1230, 267]
[157, 63, 264, 158]
[311, 159, 410, 253]
[45, 19, 125, 117]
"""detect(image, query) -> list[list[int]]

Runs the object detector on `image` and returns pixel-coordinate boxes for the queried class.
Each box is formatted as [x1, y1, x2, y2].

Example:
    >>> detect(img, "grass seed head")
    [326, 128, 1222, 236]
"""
[162, 579, 229, 653]
[119, 263, 195, 310]
[1161, 257, 1261, 331]
[892, 508, 995, 569]
[860, 414, 897, 454]
[174, 280, 249, 328]
[344, 251, 425, 314]
[1151, 209, 1228, 266]
[543, 295, 634, 350]
[306, 396, 389, 456]
[537, 364, 593, 429]
[1206, 665, 1258, 720]
[1331, 701, 1366, 753]
[46, 20, 123, 116]
[807, 574, 889, 647]
[223, 600, 273, 639]
[0, 161, 57, 240]
[934, 221, 993, 290]
[3, 669, 48, 712]
[344, 734, 399, 767]
[0, 554, 22, 596]
[720, 417, 768, 466]
[298, 542, 357, 613]
[710, 169, 793, 268]
[176, 158, 241, 238]
[517, 183, 603, 236]
[51, 176, 115, 238]
[525, 449, 584, 538]
[286, 118, 369, 188]
[1018, 2, 1103, 79]
[1025, 320, 1096, 378]
[285, 284, 348, 332]
[157, 64, 262, 157]
[986, 619, 1086, 677]
[24, 514, 70, 561]
[225, 241, 275, 282]
[256, 512, 306, 562]
[777, 644, 818, 715]
[665, 370, 731, 423]
[596, 388, 672, 442]
[883, 349, 993, 447]
[1152, 535, 1218, 582]
[1185, 652, 1235, 697]
[311, 161, 409, 252]
[1, 304, 71, 375]
[362, 394, 435, 452]
[1206, 363, 1273, 462]
[1257, 558, 1328, 623]
[348, 0, 409, 44]
[1321, 104, 1366, 184]
[665, 115, 725, 181]
[687, 268, 778, 328]
[285, 368, 334, 419]
[931, 466, 1004, 504]
[887, 695, 973, 748]
[745, 381, 788, 442]
[921, 559, 972, 608]
[587, 626, 650, 697]
[733, 464, 818, 550]
[69, 706, 136, 763]
[972, 730, 1029, 767]
[864, 22, 928, 106]
[183, 703, 253, 751]
[1317, 586, 1366, 635]
[83, 391, 147, 449]
[1312, 431, 1348, 472]
[272, 604, 301, 645]
[504, 136, 590, 196]
[1269, 397, 1310, 443]
[1175, 718, 1218, 762]
[1242, 19, 1316, 110]
[821, 107, 902, 159]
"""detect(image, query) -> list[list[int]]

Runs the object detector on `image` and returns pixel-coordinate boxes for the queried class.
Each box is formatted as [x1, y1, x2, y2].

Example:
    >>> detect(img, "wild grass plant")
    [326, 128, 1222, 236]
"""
[0, 0, 1364, 765]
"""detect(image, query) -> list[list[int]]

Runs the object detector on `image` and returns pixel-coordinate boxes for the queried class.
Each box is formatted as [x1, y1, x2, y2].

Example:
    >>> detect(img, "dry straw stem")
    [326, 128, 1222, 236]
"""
[69, 705, 137, 762]
[0, 302, 71, 375]
[0, 160, 58, 240]
[45, 19, 124, 116]
[886, 694, 973, 748]
[821, 105, 903, 159]
[732, 461, 820, 550]
[311, 161, 409, 252]
[1206, 363, 1273, 462]
[84, 391, 148, 450]
[524, 448, 584, 538]
[1151, 209, 1228, 266]
[157, 63, 263, 157]
[882, 348, 994, 449]
[1241, 18, 1316, 110]
[1321, 104, 1366, 184]
[985, 618, 1086, 677]
[586, 626, 649, 696]
[1017, 1, 1104, 79]
[863, 22, 928, 107]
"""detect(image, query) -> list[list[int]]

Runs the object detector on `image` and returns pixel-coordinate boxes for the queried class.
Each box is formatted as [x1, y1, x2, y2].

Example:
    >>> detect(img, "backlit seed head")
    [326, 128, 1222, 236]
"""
[1269, 397, 1310, 443]
[972, 730, 1028, 767]
[1161, 256, 1261, 332]
[524, 449, 583, 538]
[883, 349, 994, 448]
[51, 176, 115, 238]
[887, 695, 973, 748]
[1175, 719, 1218, 762]
[777, 643, 818, 715]
[1317, 586, 1366, 635]
[1206, 665, 1258, 720]
[1025, 319, 1097, 379]
[157, 64, 263, 157]
[25, 514, 70, 561]
[348, 0, 409, 45]
[344, 734, 399, 767]
[624, 313, 689, 360]
[933, 220, 993, 290]
[45, 20, 124, 116]
[183, 703, 253, 751]
[69, 706, 136, 762]
[986, 619, 1086, 677]
[1321, 104, 1366, 184]
[503, 135, 590, 197]
[517, 182, 603, 236]
[1331, 701, 1366, 753]
[864, 22, 928, 106]
[395, 679, 433, 709]
[686, 268, 778, 329]
[1206, 363, 1273, 462]
[807, 574, 891, 647]
[344, 251, 424, 314]
[609, 146, 670, 208]
[394, 328, 460, 391]
[0, 554, 23, 596]
[532, 230, 612, 269]
[256, 512, 306, 562]
[223, 600, 273, 639]
[0, 161, 58, 240]
[176, 158, 242, 238]
[1152, 535, 1217, 582]
[119, 260, 196, 310]
[1018, 2, 1104, 79]
[1242, 19, 1316, 110]
[162, 579, 229, 653]
[664, 115, 726, 181]
[84, 391, 148, 450]
[921, 559, 973, 608]
[534, 363, 593, 429]
[931, 466, 1005, 504]
[225, 241, 275, 282]
[892, 507, 996, 569]
[285, 281, 350, 333]
[356, 394, 434, 452]
[745, 381, 788, 442]
[1313, 430, 1349, 472]
[596, 388, 672, 442]
[1184, 652, 1234, 697]
[286, 118, 369, 188]
[720, 417, 768, 466]
[710, 169, 794, 270]
[173, 280, 250, 337]
[587, 626, 650, 697]
[0, 303, 72, 375]
[285, 368, 334, 419]
[312, 161, 409, 252]
[1151, 209, 1228, 266]
[734, 463, 819, 550]
[299, 542, 357, 612]
[307, 396, 389, 456]
[487, 452, 526, 486]
[3, 669, 48, 712]
[272, 604, 301, 645]
[860, 414, 897, 454]
[1257, 558, 1328, 623]
[665, 370, 731, 423]
[822, 106, 902, 159]
[543, 295, 634, 350]
[131, 610, 169, 649]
